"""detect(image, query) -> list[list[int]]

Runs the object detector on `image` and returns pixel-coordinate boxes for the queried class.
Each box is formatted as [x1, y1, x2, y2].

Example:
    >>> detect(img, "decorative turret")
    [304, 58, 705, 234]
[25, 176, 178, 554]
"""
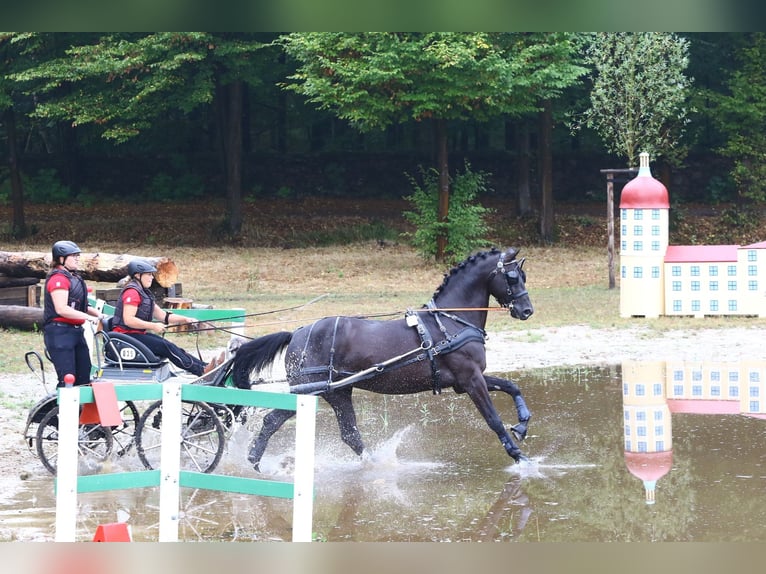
[620, 152, 669, 209]
[619, 152, 670, 318]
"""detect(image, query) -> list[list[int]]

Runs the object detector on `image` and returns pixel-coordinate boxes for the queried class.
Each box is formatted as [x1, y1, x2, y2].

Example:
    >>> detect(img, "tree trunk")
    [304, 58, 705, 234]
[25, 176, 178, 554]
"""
[4, 107, 27, 239]
[538, 100, 554, 243]
[0, 251, 178, 286]
[434, 118, 450, 262]
[0, 305, 43, 331]
[515, 119, 532, 217]
[218, 80, 244, 236]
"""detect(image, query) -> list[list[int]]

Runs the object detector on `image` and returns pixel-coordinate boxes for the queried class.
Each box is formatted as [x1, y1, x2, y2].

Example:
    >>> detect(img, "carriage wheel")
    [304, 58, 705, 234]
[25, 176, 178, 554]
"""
[35, 405, 114, 475]
[111, 400, 140, 457]
[134, 400, 226, 473]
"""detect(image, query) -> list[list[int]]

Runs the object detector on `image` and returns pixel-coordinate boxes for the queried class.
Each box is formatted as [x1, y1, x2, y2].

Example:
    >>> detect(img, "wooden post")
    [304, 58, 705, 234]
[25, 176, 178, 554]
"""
[607, 172, 615, 290]
[600, 168, 638, 290]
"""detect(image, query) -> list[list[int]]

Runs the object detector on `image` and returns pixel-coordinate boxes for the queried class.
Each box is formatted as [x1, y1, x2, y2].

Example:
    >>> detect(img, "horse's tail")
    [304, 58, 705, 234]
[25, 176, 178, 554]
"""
[232, 331, 293, 389]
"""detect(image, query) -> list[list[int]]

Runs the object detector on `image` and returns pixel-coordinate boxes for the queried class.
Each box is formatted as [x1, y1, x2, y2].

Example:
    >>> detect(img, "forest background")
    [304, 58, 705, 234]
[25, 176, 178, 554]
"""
[1, 32, 765, 252]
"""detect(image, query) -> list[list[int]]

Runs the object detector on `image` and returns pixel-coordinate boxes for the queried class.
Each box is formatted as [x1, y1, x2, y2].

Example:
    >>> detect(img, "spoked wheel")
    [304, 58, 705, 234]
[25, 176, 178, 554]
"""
[135, 400, 226, 473]
[35, 405, 114, 475]
[111, 400, 141, 457]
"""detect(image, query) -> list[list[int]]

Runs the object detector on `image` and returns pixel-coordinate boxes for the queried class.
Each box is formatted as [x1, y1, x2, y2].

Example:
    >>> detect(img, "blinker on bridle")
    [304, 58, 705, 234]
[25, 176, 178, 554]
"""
[489, 252, 528, 306]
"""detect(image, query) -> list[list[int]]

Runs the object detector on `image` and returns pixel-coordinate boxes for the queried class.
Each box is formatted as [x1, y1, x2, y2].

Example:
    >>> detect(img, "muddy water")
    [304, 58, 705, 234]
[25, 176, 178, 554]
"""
[3, 362, 766, 542]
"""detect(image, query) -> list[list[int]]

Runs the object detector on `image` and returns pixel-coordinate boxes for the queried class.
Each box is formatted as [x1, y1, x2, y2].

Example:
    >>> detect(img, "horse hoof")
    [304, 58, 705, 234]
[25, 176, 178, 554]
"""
[247, 454, 261, 472]
[511, 451, 530, 463]
[511, 423, 528, 441]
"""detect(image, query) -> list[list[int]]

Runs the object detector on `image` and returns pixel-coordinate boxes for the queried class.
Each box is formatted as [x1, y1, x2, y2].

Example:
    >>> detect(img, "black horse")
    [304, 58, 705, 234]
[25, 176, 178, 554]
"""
[232, 247, 534, 470]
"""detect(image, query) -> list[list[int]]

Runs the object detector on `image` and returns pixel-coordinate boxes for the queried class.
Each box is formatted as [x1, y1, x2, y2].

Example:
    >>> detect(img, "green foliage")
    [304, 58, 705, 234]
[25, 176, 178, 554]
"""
[704, 174, 737, 204]
[8, 33, 266, 143]
[279, 32, 586, 129]
[572, 32, 692, 167]
[707, 33, 766, 203]
[145, 154, 205, 201]
[0, 168, 72, 204]
[403, 162, 493, 264]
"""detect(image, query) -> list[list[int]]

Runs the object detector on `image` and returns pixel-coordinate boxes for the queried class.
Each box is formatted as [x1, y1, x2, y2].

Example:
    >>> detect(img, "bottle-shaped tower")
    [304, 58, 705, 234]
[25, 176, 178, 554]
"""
[619, 152, 670, 318]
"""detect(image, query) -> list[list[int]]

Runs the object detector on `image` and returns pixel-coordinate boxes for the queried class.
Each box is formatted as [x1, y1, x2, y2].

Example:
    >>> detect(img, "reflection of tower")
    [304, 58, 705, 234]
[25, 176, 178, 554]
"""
[619, 153, 670, 318]
[622, 360, 673, 504]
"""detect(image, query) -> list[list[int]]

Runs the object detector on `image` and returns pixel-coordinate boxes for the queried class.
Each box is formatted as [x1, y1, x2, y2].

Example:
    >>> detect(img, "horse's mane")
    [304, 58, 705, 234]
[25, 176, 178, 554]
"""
[431, 247, 502, 301]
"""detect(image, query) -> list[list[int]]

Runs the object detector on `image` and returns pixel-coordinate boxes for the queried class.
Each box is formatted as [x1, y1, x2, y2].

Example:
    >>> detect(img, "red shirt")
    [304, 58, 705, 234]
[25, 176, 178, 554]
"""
[112, 287, 145, 334]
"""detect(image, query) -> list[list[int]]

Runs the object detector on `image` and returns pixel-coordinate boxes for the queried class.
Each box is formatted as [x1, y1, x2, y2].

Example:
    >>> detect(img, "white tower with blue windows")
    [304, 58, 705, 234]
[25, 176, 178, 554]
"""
[619, 153, 670, 318]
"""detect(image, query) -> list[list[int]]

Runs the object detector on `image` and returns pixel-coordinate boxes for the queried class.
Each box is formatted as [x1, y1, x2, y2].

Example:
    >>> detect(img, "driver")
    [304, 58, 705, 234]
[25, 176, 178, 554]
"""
[43, 240, 105, 387]
[111, 259, 224, 377]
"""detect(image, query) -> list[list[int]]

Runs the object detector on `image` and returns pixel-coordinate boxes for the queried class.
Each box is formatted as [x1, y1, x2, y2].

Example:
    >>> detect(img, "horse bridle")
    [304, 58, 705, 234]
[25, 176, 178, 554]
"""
[488, 252, 528, 308]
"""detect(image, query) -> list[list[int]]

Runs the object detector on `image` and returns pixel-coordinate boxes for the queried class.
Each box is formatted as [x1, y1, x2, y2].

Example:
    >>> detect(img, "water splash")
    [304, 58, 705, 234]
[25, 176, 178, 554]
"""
[505, 455, 599, 479]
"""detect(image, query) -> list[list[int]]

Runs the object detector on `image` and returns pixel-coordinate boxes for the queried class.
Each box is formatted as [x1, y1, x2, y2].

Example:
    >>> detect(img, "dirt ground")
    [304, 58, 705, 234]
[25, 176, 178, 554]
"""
[2, 323, 762, 508]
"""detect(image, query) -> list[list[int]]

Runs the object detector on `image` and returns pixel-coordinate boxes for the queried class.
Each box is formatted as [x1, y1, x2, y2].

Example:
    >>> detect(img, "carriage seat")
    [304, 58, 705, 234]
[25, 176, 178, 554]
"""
[99, 316, 167, 369]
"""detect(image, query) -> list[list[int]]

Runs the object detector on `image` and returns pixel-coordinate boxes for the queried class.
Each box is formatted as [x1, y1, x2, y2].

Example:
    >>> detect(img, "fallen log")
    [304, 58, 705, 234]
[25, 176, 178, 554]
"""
[0, 251, 178, 287]
[0, 276, 40, 287]
[0, 305, 43, 331]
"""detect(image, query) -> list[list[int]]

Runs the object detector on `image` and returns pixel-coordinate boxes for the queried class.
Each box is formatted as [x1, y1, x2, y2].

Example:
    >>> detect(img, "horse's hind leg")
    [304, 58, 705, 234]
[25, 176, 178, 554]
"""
[325, 389, 368, 459]
[484, 375, 531, 440]
[247, 408, 295, 472]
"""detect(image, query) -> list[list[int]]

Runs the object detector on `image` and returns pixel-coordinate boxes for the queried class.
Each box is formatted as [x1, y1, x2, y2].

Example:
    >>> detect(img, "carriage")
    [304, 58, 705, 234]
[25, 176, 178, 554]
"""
[23, 319, 239, 475]
[23, 247, 535, 477]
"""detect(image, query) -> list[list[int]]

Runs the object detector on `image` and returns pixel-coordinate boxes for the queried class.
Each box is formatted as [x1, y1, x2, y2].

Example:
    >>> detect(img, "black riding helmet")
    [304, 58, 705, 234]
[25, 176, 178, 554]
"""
[127, 259, 157, 278]
[52, 240, 81, 264]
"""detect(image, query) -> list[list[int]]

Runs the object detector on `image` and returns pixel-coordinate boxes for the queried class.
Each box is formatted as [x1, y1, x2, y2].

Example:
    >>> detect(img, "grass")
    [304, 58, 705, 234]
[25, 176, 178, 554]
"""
[3, 241, 765, 376]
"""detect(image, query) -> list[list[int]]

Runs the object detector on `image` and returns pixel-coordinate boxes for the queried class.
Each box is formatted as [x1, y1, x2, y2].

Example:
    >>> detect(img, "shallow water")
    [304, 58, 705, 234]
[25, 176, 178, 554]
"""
[3, 361, 766, 542]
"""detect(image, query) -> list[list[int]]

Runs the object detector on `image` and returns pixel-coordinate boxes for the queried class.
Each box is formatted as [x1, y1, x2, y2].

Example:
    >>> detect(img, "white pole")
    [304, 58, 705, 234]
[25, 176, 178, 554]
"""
[54, 386, 80, 542]
[158, 381, 182, 542]
[291, 395, 317, 542]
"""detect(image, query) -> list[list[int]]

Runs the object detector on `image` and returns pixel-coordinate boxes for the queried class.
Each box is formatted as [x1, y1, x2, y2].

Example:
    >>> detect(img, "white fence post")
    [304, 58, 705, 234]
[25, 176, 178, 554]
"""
[291, 394, 317, 542]
[158, 381, 182, 542]
[54, 386, 80, 542]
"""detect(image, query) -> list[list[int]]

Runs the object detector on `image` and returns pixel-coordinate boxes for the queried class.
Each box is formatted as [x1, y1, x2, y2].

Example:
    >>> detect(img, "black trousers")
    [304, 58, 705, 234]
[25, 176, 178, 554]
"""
[43, 323, 92, 387]
[128, 332, 206, 376]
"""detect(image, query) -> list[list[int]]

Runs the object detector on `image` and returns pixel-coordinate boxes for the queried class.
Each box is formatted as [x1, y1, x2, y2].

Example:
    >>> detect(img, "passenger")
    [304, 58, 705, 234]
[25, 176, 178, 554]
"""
[111, 259, 225, 377]
[43, 240, 104, 387]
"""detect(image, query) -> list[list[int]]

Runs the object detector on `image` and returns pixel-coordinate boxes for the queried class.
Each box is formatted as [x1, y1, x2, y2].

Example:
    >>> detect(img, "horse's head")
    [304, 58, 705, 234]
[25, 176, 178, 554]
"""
[489, 248, 533, 321]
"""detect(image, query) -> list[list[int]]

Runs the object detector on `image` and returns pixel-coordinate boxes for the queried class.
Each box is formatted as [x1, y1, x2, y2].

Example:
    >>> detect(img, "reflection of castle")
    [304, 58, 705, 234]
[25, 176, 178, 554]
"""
[622, 359, 766, 504]
[620, 153, 766, 318]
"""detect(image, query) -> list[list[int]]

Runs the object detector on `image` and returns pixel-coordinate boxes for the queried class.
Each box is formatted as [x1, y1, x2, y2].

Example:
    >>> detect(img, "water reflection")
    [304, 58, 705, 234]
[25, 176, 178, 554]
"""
[4, 361, 766, 542]
[622, 359, 766, 506]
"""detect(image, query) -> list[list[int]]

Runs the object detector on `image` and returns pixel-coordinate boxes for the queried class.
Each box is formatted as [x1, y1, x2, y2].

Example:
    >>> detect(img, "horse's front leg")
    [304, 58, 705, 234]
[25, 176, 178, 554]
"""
[484, 374, 531, 440]
[463, 373, 527, 462]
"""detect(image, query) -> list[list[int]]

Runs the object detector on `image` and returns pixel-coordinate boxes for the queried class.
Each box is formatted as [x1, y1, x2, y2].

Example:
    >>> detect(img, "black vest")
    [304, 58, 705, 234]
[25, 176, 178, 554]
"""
[113, 279, 156, 330]
[43, 268, 88, 324]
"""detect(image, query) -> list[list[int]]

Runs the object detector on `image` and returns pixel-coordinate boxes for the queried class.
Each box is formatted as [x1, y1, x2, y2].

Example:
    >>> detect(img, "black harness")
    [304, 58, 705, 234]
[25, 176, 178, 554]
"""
[406, 301, 487, 394]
